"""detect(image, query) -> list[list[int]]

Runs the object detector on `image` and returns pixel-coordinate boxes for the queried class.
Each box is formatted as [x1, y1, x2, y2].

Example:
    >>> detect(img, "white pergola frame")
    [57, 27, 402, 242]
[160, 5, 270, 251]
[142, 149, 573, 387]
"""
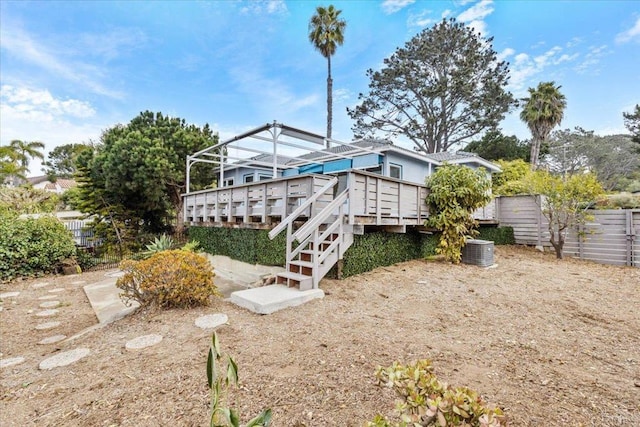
[185, 121, 383, 193]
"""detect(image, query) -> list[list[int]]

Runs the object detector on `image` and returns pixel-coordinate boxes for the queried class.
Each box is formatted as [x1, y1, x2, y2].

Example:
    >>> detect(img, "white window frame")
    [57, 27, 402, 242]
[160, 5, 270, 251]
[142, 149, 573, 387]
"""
[389, 163, 402, 180]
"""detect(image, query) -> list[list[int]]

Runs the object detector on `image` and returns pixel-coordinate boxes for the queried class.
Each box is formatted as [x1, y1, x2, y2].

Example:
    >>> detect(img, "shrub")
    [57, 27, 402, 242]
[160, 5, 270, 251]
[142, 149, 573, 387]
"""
[0, 213, 76, 281]
[367, 360, 505, 427]
[476, 226, 515, 245]
[116, 250, 219, 308]
[141, 233, 175, 257]
[425, 164, 492, 263]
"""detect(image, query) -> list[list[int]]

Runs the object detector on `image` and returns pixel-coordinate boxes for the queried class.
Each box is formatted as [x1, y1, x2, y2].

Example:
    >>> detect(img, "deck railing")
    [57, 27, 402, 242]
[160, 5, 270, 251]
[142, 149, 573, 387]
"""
[183, 170, 498, 227]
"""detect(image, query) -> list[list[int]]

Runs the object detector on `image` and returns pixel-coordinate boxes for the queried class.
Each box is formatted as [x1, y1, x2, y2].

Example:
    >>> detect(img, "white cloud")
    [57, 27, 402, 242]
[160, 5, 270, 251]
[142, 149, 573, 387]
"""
[333, 88, 353, 104]
[497, 47, 515, 62]
[240, 0, 288, 15]
[381, 0, 415, 15]
[566, 37, 582, 48]
[0, 26, 124, 99]
[78, 28, 147, 62]
[408, 10, 435, 28]
[441, 9, 452, 18]
[575, 44, 610, 74]
[615, 17, 640, 44]
[457, 0, 494, 22]
[1, 85, 96, 118]
[0, 85, 106, 175]
[457, 0, 493, 35]
[508, 46, 576, 94]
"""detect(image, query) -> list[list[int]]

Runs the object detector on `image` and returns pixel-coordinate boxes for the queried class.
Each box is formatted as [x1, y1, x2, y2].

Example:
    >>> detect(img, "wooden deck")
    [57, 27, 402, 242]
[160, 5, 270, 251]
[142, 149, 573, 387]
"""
[183, 170, 430, 228]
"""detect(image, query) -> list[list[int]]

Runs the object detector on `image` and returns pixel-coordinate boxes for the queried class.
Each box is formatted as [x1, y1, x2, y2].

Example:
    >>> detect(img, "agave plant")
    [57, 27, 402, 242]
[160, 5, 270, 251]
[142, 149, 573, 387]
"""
[142, 234, 174, 257]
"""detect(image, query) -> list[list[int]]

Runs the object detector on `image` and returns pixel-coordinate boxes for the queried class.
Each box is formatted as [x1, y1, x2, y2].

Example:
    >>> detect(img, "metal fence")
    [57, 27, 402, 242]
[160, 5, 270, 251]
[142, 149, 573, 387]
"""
[63, 220, 188, 271]
[496, 195, 639, 267]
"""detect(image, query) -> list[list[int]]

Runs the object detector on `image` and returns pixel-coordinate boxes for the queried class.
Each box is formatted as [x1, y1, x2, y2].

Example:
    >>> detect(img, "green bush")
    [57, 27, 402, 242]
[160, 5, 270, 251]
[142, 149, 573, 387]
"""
[116, 250, 219, 308]
[0, 213, 76, 281]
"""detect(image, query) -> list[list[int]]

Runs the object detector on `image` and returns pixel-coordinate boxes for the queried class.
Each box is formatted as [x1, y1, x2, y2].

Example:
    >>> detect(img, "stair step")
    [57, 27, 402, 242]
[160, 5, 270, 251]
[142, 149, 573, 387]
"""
[290, 260, 314, 268]
[278, 271, 312, 281]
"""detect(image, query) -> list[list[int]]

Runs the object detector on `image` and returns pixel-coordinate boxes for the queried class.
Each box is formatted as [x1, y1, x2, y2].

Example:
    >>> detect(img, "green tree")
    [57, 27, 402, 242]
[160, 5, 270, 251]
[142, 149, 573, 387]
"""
[43, 143, 90, 180]
[527, 171, 603, 259]
[520, 81, 567, 170]
[425, 164, 491, 263]
[75, 111, 218, 236]
[464, 130, 529, 161]
[9, 139, 45, 175]
[623, 104, 640, 146]
[309, 4, 346, 139]
[492, 159, 532, 195]
[0, 186, 62, 215]
[545, 128, 639, 190]
[348, 18, 515, 154]
[0, 145, 27, 186]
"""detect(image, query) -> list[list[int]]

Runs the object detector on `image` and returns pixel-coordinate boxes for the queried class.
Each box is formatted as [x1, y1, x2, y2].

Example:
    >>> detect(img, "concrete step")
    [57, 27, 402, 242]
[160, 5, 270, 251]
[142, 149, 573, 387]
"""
[230, 285, 324, 315]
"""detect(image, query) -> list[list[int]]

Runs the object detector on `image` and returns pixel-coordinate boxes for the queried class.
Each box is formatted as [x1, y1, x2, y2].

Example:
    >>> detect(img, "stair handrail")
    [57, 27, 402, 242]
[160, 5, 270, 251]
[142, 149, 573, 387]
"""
[268, 176, 338, 240]
[293, 189, 348, 243]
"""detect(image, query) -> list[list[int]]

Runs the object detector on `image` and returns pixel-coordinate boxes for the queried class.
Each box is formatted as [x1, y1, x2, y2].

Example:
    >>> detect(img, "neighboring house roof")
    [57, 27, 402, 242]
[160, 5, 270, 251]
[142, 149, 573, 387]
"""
[27, 176, 77, 193]
[425, 151, 501, 172]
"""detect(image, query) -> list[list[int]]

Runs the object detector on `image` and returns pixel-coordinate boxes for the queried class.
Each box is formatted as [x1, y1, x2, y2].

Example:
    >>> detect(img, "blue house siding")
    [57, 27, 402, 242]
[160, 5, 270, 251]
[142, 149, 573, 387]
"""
[384, 152, 434, 184]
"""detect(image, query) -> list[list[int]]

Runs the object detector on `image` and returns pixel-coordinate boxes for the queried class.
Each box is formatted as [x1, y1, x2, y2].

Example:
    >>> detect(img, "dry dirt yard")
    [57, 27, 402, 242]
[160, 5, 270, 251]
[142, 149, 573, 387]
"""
[1, 245, 639, 427]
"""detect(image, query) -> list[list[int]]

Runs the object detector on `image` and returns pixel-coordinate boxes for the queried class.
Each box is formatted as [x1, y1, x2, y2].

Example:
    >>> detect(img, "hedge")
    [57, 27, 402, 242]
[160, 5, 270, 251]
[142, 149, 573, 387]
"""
[188, 226, 286, 266]
[187, 225, 514, 278]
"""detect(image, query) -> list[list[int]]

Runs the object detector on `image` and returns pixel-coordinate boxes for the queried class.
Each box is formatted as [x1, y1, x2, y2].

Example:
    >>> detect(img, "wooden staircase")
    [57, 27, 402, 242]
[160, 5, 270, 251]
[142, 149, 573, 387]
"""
[268, 178, 353, 291]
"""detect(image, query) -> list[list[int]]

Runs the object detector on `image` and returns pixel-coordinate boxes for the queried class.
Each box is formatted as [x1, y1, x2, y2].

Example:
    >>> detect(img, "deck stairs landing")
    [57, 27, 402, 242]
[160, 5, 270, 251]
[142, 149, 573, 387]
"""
[268, 177, 353, 291]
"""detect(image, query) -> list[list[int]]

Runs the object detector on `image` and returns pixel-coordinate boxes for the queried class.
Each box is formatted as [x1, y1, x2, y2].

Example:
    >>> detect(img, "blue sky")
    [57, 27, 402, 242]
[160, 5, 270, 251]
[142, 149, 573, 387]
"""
[1, 0, 639, 176]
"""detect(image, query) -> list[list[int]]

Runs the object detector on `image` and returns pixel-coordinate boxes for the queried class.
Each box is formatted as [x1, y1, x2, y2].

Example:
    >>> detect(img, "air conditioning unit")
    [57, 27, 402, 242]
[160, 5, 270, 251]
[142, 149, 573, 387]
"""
[462, 239, 494, 267]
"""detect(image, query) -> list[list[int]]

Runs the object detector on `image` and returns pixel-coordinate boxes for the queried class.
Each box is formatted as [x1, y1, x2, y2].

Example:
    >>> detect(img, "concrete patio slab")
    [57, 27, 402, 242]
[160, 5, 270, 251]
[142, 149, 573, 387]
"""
[83, 278, 139, 324]
[230, 285, 324, 315]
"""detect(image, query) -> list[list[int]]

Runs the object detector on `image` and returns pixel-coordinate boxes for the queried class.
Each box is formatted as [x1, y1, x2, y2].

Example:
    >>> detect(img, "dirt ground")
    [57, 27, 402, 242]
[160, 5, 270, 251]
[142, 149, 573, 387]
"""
[1, 245, 639, 426]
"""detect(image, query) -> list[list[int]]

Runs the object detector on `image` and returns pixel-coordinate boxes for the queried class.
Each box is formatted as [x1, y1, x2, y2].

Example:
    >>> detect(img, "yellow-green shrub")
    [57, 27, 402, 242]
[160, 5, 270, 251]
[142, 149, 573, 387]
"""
[117, 250, 219, 308]
[367, 360, 505, 427]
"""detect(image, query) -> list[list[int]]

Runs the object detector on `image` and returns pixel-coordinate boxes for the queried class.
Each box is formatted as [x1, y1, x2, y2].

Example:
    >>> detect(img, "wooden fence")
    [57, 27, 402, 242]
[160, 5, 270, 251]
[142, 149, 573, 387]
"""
[496, 195, 639, 267]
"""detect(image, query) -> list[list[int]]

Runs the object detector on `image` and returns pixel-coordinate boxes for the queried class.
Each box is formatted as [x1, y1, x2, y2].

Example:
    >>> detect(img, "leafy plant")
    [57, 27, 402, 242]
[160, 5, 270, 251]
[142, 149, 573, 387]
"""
[367, 360, 505, 427]
[0, 213, 76, 281]
[181, 240, 201, 252]
[142, 234, 175, 257]
[425, 164, 492, 263]
[116, 250, 219, 308]
[207, 332, 272, 427]
[527, 171, 604, 259]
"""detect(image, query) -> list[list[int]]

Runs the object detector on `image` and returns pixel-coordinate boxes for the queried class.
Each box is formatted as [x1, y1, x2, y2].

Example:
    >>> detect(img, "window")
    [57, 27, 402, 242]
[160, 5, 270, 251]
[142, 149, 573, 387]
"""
[259, 174, 272, 181]
[243, 174, 255, 183]
[365, 165, 382, 175]
[390, 164, 402, 179]
[223, 178, 234, 187]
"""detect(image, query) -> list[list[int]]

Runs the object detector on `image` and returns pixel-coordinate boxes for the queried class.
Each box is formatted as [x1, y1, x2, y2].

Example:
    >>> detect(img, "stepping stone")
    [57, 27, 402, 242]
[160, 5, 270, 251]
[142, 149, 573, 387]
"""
[0, 357, 26, 368]
[0, 291, 20, 299]
[39, 300, 60, 309]
[35, 321, 61, 330]
[40, 301, 60, 308]
[38, 335, 67, 345]
[38, 295, 57, 300]
[35, 309, 59, 317]
[48, 288, 65, 293]
[39, 348, 90, 370]
[32, 282, 51, 289]
[125, 334, 163, 350]
[195, 313, 228, 330]
[105, 271, 124, 278]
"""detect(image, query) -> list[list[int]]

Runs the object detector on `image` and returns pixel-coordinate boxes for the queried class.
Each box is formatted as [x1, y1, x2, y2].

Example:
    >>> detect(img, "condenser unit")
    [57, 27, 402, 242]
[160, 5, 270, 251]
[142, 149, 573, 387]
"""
[462, 239, 494, 267]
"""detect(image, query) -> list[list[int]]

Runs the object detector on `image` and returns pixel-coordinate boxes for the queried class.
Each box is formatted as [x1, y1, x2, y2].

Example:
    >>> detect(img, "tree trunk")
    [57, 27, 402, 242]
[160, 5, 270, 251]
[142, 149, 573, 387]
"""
[327, 55, 332, 139]
[175, 196, 185, 234]
[530, 138, 539, 170]
[549, 228, 564, 259]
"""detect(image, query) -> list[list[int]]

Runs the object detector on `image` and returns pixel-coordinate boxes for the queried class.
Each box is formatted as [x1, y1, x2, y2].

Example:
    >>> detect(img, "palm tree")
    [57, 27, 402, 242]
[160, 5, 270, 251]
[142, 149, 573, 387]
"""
[9, 140, 45, 180]
[0, 145, 27, 186]
[520, 82, 567, 170]
[309, 5, 346, 140]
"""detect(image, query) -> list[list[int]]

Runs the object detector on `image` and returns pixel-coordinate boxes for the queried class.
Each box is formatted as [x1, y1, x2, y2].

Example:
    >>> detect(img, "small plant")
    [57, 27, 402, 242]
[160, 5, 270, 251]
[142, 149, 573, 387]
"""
[181, 240, 201, 252]
[116, 250, 219, 308]
[367, 360, 505, 427]
[207, 332, 272, 427]
[142, 234, 175, 257]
